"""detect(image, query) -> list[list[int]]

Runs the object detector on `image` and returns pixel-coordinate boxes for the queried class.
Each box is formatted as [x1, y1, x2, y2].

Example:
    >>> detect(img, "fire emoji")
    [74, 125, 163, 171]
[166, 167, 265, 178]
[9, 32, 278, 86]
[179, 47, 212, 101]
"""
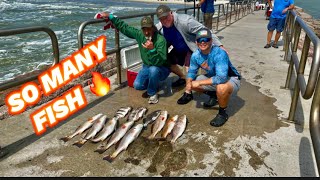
[89, 72, 111, 96]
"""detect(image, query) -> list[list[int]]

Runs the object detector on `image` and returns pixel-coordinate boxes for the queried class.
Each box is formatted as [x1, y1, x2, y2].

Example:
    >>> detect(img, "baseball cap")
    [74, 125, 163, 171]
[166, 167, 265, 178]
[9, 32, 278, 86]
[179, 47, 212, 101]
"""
[141, 16, 154, 28]
[156, 5, 171, 19]
[195, 28, 212, 40]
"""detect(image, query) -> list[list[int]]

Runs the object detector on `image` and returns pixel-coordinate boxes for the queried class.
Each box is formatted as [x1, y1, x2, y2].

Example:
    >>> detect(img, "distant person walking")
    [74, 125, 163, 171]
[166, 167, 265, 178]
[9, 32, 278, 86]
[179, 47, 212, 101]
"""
[197, 0, 216, 29]
[264, 0, 294, 49]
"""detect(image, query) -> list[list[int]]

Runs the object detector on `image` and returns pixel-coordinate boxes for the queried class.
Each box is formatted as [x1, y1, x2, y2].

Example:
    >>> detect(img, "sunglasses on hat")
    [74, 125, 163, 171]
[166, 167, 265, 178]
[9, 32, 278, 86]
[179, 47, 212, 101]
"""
[197, 37, 211, 43]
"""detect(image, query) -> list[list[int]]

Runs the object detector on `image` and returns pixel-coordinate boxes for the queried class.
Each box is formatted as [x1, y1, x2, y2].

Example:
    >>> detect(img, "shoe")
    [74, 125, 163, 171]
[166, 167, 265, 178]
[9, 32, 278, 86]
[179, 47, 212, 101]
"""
[177, 92, 193, 104]
[210, 113, 229, 127]
[172, 78, 186, 87]
[264, 44, 271, 48]
[142, 91, 148, 98]
[272, 43, 278, 48]
[148, 94, 159, 104]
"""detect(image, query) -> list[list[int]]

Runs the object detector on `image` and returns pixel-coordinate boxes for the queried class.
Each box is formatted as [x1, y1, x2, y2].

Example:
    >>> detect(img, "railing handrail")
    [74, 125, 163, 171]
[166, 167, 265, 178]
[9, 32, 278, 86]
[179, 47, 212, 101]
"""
[283, 9, 320, 175]
[0, 26, 59, 91]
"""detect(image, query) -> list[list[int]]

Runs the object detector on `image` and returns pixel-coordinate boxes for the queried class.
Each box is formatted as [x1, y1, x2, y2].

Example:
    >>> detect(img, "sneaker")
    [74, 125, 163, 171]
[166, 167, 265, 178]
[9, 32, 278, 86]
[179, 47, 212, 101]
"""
[177, 92, 193, 104]
[148, 94, 159, 104]
[172, 78, 186, 87]
[272, 43, 278, 48]
[264, 44, 271, 48]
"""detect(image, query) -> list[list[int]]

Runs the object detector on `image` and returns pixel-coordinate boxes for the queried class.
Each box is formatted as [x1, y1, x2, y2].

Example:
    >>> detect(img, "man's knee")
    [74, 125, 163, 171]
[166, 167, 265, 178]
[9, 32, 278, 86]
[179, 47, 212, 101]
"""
[133, 80, 145, 90]
[216, 83, 233, 97]
[149, 66, 160, 76]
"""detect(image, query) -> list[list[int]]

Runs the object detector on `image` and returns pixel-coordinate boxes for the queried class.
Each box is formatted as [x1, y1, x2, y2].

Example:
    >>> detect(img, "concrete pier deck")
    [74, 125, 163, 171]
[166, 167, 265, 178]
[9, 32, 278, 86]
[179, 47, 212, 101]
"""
[0, 10, 318, 177]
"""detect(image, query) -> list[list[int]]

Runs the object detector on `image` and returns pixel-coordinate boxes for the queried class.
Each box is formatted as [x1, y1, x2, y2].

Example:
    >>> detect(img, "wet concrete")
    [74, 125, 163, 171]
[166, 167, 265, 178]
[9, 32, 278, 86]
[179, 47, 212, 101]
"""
[0, 10, 318, 177]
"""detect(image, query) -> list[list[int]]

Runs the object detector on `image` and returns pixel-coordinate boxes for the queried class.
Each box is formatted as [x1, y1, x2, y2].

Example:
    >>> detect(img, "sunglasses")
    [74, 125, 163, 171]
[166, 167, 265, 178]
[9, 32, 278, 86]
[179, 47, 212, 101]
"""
[196, 37, 211, 43]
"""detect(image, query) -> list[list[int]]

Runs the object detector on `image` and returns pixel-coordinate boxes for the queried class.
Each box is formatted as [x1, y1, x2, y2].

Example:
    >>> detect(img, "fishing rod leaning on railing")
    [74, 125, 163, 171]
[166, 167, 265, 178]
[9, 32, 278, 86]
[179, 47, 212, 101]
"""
[282, 9, 320, 175]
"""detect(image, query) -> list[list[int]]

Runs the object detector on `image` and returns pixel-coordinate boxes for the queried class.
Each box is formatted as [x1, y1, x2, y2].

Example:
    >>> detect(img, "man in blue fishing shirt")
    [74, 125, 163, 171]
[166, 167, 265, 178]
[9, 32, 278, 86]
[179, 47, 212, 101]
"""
[264, 0, 294, 48]
[177, 29, 241, 127]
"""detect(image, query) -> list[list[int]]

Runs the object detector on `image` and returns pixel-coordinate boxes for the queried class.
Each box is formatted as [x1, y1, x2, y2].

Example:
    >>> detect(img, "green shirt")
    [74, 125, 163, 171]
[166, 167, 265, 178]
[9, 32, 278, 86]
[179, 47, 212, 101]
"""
[110, 16, 169, 67]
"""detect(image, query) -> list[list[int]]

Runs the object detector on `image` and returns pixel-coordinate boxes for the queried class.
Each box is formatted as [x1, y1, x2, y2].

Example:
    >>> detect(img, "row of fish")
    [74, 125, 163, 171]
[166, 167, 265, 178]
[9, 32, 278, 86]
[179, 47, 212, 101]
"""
[60, 106, 187, 162]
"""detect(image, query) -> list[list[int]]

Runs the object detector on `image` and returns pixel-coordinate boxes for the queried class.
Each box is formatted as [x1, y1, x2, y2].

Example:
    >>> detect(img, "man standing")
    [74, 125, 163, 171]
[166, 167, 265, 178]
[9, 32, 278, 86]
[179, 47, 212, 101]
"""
[155, 5, 225, 88]
[98, 13, 170, 104]
[177, 28, 241, 127]
[198, 0, 216, 29]
[264, 0, 294, 48]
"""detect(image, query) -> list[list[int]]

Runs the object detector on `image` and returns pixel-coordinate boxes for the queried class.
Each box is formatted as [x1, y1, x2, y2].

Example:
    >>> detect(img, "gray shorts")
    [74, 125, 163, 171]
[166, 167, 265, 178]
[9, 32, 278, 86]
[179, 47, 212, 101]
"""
[195, 75, 241, 96]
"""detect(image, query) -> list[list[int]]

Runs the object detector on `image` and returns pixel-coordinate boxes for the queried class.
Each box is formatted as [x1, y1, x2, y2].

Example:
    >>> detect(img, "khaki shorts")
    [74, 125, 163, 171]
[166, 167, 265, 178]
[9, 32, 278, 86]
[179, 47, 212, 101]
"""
[195, 74, 241, 96]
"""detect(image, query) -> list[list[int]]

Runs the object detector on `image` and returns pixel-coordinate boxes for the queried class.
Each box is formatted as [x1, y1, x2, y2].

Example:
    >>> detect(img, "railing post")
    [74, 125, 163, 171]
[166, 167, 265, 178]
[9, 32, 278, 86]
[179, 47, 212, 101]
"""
[225, 3, 229, 26]
[216, 5, 221, 31]
[115, 30, 121, 85]
[310, 73, 320, 176]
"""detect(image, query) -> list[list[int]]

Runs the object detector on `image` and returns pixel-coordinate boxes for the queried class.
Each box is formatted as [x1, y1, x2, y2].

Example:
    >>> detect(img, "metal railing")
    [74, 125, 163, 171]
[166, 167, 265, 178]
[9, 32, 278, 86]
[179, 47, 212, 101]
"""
[283, 10, 320, 174]
[0, 26, 60, 91]
[77, 2, 254, 85]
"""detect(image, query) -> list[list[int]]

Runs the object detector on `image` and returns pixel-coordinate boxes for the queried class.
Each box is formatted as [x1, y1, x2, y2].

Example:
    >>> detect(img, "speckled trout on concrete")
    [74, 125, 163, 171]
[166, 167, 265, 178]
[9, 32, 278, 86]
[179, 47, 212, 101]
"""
[73, 115, 108, 147]
[91, 116, 119, 143]
[60, 113, 103, 142]
[95, 120, 135, 154]
[103, 123, 144, 162]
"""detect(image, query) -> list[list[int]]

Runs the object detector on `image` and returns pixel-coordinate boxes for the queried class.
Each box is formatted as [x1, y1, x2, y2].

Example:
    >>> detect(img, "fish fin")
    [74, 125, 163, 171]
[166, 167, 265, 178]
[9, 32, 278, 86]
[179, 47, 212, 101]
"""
[60, 136, 70, 142]
[72, 140, 86, 148]
[103, 155, 114, 163]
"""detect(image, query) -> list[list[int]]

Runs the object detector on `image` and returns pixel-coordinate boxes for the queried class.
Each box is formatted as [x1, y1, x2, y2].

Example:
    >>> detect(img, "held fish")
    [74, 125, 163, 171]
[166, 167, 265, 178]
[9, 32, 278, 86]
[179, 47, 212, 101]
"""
[161, 115, 179, 139]
[148, 110, 168, 140]
[142, 110, 161, 128]
[114, 106, 132, 118]
[73, 115, 108, 147]
[95, 120, 135, 154]
[60, 113, 103, 142]
[170, 115, 187, 144]
[91, 116, 119, 143]
[103, 124, 144, 162]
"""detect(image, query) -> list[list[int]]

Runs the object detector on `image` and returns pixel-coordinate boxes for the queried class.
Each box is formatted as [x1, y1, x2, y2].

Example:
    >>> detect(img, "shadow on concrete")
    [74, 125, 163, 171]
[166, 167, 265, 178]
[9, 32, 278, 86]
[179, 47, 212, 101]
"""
[193, 92, 245, 117]
[299, 137, 317, 177]
[0, 92, 115, 162]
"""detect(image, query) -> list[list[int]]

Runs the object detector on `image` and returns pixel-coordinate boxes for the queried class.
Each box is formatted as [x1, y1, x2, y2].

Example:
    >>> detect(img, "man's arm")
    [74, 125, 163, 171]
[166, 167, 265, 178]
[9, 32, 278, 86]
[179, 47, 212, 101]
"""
[99, 12, 142, 42]
[282, 2, 294, 14]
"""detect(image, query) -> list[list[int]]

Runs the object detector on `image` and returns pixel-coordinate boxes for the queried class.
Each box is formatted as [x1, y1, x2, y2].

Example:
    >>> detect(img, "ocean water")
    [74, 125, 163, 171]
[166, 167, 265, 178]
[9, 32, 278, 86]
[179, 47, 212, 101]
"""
[295, 0, 320, 20]
[0, 0, 192, 84]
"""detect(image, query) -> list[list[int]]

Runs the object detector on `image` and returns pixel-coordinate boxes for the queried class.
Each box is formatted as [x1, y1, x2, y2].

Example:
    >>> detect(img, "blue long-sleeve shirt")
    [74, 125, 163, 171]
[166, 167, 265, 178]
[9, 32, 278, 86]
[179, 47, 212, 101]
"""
[187, 46, 241, 85]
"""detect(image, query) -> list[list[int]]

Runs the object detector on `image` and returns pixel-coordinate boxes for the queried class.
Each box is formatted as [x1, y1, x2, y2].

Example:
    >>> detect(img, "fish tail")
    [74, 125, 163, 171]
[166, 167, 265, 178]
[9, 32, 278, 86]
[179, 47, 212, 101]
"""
[147, 134, 155, 140]
[103, 155, 115, 163]
[72, 139, 86, 148]
[60, 136, 71, 142]
[170, 139, 176, 144]
[94, 145, 108, 154]
[155, 137, 167, 141]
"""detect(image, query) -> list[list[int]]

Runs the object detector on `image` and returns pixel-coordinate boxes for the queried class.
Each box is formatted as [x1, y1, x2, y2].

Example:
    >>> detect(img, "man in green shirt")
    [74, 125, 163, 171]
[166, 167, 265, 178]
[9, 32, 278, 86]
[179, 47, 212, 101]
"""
[98, 13, 170, 104]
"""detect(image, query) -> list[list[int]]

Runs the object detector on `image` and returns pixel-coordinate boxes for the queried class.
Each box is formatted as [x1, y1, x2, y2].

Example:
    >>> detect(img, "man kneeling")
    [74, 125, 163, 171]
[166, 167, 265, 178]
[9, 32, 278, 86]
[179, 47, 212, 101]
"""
[177, 29, 241, 127]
